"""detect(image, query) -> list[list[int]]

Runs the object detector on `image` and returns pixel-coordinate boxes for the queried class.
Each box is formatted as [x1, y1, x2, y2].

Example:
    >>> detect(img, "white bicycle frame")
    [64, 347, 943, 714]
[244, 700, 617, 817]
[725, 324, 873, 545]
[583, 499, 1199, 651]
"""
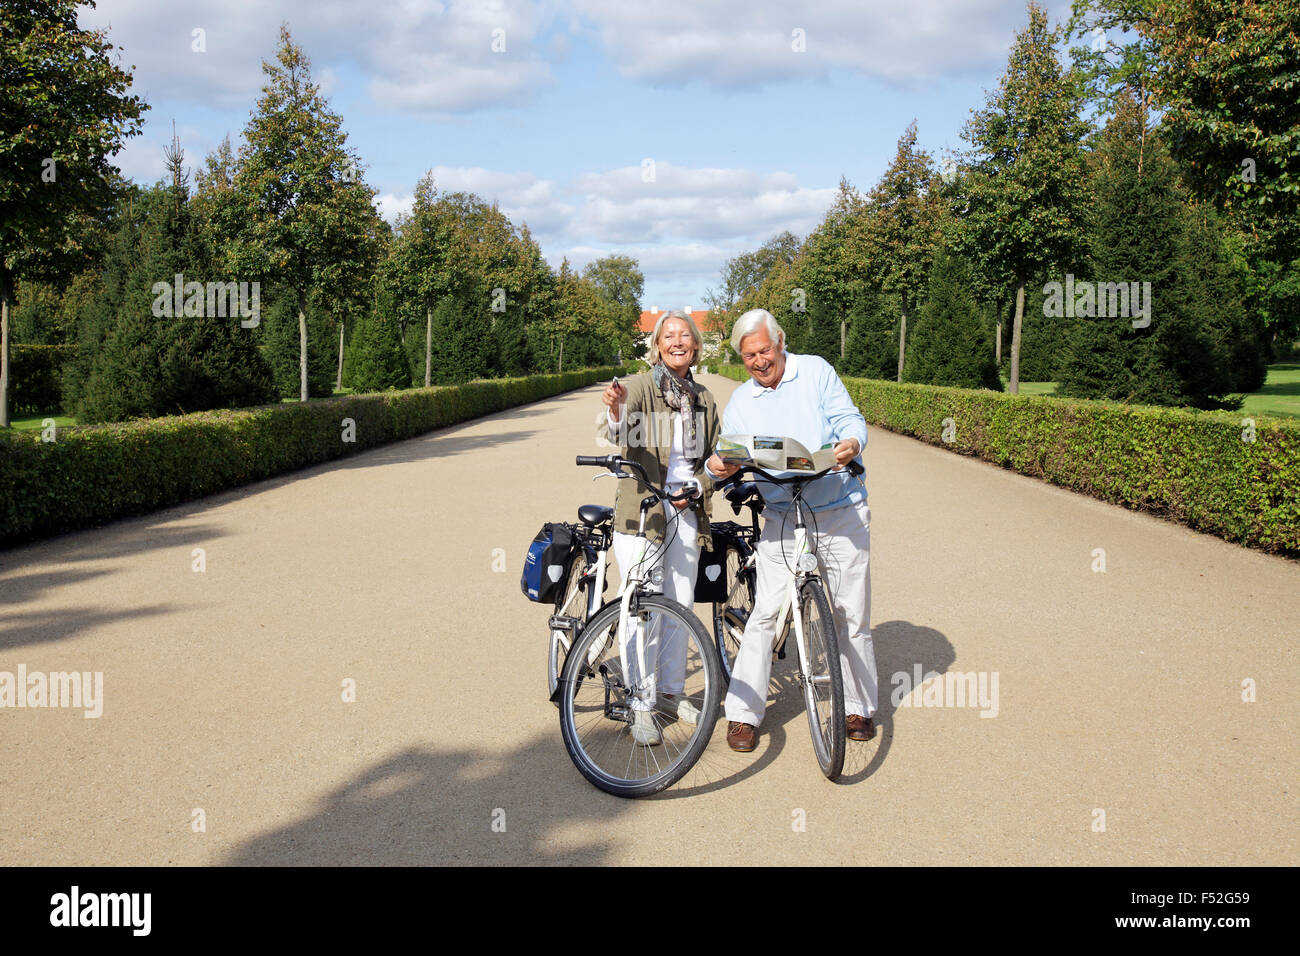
[731, 516, 826, 696]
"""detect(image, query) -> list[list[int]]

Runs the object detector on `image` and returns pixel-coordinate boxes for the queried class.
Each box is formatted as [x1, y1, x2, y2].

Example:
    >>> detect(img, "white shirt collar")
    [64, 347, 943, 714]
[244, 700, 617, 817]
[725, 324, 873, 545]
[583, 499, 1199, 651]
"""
[749, 351, 799, 395]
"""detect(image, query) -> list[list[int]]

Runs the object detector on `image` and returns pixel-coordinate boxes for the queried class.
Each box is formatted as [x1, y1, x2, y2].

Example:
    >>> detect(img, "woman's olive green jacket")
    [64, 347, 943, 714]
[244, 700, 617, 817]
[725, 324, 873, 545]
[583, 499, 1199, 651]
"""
[597, 370, 721, 551]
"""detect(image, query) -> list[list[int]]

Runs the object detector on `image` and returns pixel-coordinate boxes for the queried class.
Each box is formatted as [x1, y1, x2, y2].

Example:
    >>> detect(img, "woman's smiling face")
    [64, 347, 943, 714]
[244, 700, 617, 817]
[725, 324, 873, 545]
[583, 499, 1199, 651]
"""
[659, 318, 696, 374]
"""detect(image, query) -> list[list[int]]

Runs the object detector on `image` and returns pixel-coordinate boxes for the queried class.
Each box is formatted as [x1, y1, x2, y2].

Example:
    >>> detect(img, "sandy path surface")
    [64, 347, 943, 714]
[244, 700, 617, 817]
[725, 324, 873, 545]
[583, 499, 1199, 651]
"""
[1, 372, 1295, 865]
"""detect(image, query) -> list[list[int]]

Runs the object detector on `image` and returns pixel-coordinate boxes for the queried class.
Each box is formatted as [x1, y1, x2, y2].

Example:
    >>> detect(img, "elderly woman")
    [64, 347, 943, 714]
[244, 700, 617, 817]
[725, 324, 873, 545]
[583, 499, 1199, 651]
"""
[600, 309, 721, 745]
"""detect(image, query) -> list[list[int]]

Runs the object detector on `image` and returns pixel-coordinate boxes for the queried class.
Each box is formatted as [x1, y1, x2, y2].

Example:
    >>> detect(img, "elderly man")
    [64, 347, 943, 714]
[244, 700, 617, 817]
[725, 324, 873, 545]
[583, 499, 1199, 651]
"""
[706, 308, 878, 753]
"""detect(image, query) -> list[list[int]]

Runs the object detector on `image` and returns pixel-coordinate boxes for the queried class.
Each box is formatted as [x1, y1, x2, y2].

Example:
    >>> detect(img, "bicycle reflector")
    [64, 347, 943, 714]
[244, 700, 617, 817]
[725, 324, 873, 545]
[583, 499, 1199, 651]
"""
[798, 553, 818, 572]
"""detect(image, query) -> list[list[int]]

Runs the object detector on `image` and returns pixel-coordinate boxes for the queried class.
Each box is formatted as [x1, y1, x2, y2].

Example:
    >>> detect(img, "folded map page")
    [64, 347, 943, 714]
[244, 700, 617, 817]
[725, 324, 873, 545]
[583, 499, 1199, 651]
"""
[716, 434, 840, 473]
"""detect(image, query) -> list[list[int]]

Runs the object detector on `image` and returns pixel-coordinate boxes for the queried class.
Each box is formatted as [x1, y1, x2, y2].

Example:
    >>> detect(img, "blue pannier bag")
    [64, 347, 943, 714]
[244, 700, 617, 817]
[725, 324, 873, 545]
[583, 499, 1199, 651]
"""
[521, 522, 576, 603]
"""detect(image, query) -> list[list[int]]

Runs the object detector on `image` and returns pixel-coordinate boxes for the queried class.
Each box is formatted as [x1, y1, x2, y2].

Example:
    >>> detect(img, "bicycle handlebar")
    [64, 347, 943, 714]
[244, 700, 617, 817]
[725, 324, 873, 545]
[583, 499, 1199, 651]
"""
[574, 455, 700, 506]
[717, 458, 863, 488]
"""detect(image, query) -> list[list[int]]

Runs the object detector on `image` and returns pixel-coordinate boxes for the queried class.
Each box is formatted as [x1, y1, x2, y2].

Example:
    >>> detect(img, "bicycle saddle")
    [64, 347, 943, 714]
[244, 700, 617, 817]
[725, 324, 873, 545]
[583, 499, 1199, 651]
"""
[578, 504, 614, 527]
[724, 482, 763, 515]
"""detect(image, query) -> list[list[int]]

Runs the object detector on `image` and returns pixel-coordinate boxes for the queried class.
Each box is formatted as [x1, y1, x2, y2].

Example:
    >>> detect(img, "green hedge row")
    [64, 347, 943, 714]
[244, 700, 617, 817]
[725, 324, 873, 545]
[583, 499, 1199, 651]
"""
[6, 344, 76, 416]
[843, 378, 1300, 554]
[1, 366, 623, 546]
[713, 364, 749, 383]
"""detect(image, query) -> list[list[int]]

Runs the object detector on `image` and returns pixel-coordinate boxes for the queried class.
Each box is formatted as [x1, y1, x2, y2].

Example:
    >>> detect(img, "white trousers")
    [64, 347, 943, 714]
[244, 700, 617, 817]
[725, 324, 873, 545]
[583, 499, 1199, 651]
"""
[724, 499, 877, 726]
[612, 503, 700, 711]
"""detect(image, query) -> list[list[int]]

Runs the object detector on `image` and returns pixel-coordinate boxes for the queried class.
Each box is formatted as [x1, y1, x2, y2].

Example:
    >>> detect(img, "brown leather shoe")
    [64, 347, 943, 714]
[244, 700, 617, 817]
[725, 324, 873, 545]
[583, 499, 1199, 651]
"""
[727, 721, 758, 752]
[846, 714, 876, 741]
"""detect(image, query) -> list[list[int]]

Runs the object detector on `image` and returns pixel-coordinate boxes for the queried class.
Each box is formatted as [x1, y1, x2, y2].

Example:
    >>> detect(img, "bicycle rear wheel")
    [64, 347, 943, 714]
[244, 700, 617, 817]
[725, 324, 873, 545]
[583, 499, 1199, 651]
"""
[558, 593, 722, 798]
[798, 578, 845, 780]
[712, 540, 754, 682]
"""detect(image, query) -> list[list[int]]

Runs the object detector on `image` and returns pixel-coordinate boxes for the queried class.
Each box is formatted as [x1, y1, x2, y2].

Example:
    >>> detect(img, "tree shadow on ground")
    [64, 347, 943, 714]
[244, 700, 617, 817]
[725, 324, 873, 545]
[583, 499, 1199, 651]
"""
[224, 734, 631, 865]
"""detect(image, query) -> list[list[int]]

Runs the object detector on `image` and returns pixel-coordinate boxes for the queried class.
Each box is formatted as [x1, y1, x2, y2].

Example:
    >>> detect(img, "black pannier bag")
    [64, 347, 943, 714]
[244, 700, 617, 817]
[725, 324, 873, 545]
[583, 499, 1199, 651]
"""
[521, 522, 576, 603]
[694, 529, 732, 603]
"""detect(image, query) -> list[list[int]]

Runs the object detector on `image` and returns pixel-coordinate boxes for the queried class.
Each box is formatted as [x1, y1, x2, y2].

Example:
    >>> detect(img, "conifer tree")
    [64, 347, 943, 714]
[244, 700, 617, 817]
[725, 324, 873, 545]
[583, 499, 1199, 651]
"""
[904, 249, 1003, 390]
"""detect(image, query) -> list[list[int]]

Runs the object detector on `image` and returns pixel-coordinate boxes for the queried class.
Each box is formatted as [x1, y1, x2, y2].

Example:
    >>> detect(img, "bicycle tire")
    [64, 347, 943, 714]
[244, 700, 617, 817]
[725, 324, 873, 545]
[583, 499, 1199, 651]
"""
[713, 540, 755, 683]
[798, 578, 845, 780]
[558, 593, 723, 798]
[549, 546, 595, 701]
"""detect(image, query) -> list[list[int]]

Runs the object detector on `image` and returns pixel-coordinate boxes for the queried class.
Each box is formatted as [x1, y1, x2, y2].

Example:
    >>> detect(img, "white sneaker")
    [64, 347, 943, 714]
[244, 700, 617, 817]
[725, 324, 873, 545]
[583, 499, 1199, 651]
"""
[661, 693, 700, 725]
[630, 709, 661, 746]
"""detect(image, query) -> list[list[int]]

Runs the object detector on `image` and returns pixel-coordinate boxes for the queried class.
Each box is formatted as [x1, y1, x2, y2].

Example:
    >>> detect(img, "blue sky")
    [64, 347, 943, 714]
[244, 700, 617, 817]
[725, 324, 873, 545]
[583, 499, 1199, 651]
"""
[81, 0, 1075, 309]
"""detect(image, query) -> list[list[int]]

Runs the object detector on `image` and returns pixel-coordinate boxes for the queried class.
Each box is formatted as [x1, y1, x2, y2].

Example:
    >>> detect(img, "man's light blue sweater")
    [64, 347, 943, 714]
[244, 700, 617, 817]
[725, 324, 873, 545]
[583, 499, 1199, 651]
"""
[714, 352, 867, 514]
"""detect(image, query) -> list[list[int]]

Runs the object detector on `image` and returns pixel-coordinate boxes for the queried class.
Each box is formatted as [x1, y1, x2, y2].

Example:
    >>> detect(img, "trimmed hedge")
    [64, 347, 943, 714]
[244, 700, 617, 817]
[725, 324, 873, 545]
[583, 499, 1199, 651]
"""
[8, 344, 76, 416]
[1, 366, 623, 546]
[843, 378, 1300, 554]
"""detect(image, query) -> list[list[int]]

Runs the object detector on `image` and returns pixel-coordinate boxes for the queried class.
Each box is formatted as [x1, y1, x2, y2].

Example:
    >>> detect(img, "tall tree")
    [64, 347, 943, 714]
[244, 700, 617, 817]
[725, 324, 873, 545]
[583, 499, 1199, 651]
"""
[861, 121, 944, 381]
[799, 179, 869, 359]
[0, 0, 145, 424]
[1058, 96, 1250, 408]
[582, 254, 644, 361]
[214, 25, 381, 401]
[1142, 0, 1300, 342]
[956, 1, 1091, 394]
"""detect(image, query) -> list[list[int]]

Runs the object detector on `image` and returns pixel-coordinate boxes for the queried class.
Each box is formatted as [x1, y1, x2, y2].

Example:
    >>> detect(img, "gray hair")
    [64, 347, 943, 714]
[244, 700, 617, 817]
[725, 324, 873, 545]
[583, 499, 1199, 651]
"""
[730, 308, 785, 356]
[647, 309, 704, 365]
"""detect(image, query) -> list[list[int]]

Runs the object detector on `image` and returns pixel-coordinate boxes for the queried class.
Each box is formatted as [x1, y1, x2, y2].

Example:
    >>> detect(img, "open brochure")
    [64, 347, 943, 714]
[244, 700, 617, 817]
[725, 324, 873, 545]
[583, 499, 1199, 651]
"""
[716, 434, 839, 473]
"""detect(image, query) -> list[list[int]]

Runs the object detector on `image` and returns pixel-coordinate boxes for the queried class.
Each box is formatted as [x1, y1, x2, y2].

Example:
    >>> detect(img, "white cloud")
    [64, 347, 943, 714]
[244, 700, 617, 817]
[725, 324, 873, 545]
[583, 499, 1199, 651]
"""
[564, 0, 1034, 87]
[80, 0, 553, 115]
[377, 160, 830, 303]
[568, 163, 832, 243]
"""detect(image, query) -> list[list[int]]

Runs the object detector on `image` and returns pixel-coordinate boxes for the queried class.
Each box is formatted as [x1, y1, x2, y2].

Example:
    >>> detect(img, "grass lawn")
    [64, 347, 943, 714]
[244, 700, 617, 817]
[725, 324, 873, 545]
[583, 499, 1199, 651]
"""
[1240, 364, 1300, 420]
[1001, 379, 1058, 396]
[9, 414, 76, 431]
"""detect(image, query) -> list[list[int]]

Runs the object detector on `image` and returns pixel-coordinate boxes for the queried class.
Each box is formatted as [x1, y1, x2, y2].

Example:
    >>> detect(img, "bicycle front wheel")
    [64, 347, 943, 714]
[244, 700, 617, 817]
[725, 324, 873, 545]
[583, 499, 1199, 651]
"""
[713, 540, 754, 683]
[558, 593, 723, 798]
[798, 578, 845, 780]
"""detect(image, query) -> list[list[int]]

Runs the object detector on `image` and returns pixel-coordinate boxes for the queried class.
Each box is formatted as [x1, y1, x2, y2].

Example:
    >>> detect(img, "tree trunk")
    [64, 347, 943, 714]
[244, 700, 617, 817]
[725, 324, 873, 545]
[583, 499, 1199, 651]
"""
[298, 294, 308, 403]
[840, 317, 846, 359]
[1009, 279, 1025, 395]
[896, 296, 908, 383]
[424, 303, 432, 388]
[558, 337, 564, 374]
[0, 270, 10, 428]
[995, 297, 1003, 364]
[336, 322, 344, 392]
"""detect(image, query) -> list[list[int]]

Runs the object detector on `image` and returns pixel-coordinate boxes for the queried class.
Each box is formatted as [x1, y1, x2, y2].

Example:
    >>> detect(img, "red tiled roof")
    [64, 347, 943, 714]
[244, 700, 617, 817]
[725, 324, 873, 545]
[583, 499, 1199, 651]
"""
[637, 308, 716, 333]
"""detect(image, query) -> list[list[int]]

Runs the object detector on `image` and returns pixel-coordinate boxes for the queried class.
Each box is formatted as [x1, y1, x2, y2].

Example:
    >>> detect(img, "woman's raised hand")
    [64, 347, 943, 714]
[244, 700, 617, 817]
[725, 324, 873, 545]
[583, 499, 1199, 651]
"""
[602, 379, 627, 422]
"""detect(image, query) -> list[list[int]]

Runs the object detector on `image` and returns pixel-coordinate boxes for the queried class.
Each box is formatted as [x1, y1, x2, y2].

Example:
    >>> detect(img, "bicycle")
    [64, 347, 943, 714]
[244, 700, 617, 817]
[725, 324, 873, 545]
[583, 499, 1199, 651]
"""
[711, 458, 865, 780]
[555, 454, 724, 798]
[546, 504, 614, 702]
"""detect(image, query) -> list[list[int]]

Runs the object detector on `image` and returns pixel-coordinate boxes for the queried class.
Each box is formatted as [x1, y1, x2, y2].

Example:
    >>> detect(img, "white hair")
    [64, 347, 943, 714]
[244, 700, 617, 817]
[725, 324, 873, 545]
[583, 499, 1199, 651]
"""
[730, 308, 785, 356]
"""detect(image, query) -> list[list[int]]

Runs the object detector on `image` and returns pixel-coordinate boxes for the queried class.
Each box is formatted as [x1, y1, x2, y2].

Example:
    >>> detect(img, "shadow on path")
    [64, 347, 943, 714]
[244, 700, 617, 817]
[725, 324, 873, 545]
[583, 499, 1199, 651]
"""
[224, 735, 631, 865]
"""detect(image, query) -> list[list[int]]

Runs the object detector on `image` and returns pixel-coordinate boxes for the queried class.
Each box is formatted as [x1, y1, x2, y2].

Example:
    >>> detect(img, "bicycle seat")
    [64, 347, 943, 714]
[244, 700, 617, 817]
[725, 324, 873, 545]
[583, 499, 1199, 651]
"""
[725, 482, 763, 515]
[578, 504, 614, 527]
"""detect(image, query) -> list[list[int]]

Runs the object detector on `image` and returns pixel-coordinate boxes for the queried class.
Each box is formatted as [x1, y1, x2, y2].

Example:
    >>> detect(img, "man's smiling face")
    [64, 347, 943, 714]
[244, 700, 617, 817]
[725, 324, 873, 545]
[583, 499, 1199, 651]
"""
[739, 327, 785, 389]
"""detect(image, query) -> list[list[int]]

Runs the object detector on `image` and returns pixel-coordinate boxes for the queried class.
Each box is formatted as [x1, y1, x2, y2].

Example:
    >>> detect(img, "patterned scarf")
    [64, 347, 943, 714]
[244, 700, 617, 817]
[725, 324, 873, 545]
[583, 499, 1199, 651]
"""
[652, 361, 703, 467]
